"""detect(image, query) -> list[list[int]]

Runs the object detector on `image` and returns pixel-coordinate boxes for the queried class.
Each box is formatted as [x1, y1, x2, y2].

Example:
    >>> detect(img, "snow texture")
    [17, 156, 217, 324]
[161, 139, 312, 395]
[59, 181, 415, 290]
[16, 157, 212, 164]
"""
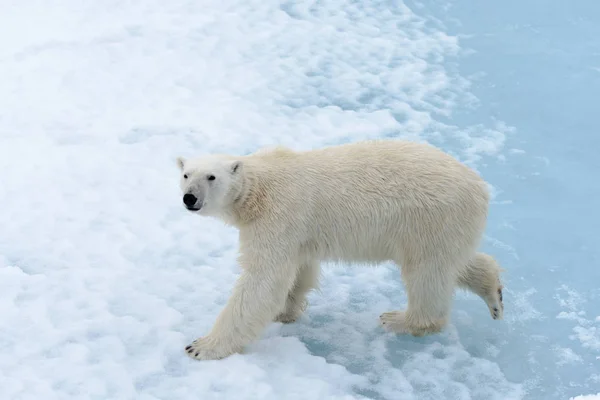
[0, 0, 598, 399]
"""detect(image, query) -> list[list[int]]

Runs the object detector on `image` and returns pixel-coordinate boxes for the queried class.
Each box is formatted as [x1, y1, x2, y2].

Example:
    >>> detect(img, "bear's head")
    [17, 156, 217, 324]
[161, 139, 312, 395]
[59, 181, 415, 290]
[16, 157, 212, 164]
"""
[176, 155, 243, 218]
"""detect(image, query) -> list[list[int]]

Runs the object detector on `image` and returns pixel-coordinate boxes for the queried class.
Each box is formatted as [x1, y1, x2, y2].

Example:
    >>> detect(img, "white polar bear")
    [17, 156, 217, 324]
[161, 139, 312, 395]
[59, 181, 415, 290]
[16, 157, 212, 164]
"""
[176, 140, 504, 361]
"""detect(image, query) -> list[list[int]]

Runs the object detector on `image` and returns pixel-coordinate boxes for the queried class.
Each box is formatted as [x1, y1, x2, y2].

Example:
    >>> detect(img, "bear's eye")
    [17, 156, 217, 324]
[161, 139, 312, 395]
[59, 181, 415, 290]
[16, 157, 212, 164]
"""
[183, 174, 188, 179]
[207, 175, 216, 181]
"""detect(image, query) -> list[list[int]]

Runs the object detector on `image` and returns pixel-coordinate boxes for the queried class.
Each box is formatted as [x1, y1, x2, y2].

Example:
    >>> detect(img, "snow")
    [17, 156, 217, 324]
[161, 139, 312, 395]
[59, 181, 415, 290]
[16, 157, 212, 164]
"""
[571, 395, 600, 400]
[0, 0, 598, 399]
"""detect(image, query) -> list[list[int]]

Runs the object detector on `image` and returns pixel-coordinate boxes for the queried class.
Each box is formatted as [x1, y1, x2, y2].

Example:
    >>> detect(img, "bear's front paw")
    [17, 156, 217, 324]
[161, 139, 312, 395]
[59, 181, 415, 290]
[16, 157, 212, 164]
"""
[274, 299, 308, 324]
[380, 311, 409, 334]
[274, 310, 301, 324]
[184, 335, 239, 361]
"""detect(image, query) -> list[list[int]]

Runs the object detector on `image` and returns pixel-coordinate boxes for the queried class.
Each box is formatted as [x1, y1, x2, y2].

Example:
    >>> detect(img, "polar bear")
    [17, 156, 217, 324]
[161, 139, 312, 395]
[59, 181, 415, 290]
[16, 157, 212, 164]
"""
[176, 140, 504, 361]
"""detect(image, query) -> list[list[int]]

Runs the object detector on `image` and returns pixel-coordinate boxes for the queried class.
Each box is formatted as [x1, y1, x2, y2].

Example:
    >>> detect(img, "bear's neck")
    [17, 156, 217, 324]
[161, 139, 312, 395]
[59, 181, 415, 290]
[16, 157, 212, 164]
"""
[229, 171, 266, 227]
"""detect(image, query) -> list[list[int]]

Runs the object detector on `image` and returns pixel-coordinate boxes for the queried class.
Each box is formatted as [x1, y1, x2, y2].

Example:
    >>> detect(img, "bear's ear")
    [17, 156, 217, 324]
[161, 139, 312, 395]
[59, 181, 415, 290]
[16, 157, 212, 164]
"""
[230, 160, 242, 174]
[176, 156, 186, 171]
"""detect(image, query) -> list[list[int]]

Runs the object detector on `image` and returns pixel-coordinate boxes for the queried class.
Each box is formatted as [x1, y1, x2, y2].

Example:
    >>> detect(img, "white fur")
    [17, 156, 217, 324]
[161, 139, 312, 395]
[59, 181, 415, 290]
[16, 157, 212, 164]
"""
[177, 140, 505, 361]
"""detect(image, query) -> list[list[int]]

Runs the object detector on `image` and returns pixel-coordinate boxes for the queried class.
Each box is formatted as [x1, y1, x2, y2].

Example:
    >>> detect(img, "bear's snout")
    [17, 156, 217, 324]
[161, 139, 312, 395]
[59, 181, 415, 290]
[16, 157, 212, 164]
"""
[183, 193, 200, 210]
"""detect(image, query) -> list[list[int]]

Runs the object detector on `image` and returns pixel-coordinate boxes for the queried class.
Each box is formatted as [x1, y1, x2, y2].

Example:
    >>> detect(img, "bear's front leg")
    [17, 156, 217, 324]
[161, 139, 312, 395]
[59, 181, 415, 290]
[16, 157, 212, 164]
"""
[185, 250, 297, 361]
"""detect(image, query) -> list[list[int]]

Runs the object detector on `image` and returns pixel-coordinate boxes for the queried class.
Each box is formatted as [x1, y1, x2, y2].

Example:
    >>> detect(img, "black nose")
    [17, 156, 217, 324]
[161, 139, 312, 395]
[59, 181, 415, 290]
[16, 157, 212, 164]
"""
[183, 193, 197, 207]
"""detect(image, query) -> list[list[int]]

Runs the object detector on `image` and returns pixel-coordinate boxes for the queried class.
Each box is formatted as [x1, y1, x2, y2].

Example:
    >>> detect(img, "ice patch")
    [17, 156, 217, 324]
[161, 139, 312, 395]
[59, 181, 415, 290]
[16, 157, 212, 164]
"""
[554, 346, 583, 366]
[556, 286, 600, 352]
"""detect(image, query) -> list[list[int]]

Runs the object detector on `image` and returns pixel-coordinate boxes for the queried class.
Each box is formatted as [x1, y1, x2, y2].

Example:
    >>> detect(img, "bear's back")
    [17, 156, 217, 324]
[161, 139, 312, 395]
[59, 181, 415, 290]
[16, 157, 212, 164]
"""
[251, 140, 487, 207]
[243, 140, 490, 263]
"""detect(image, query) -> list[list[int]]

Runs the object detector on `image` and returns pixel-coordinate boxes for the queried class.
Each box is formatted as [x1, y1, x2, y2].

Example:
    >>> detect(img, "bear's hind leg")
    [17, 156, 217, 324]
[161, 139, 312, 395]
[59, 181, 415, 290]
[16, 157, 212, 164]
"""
[457, 252, 504, 320]
[380, 258, 455, 336]
[274, 260, 320, 324]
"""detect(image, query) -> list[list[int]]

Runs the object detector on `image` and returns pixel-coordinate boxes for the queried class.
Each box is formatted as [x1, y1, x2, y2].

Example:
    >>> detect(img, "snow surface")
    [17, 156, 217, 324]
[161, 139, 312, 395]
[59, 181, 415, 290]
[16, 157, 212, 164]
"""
[571, 395, 600, 400]
[0, 0, 598, 399]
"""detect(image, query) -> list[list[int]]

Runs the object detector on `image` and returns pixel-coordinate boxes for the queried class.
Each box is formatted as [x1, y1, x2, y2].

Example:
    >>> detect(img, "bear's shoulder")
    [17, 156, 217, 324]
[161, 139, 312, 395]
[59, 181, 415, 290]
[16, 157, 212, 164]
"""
[251, 145, 294, 157]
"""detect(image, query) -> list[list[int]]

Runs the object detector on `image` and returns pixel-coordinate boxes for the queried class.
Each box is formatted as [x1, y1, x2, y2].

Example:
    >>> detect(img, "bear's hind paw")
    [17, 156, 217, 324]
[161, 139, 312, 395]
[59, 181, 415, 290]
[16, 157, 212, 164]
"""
[486, 285, 504, 320]
[379, 311, 445, 336]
